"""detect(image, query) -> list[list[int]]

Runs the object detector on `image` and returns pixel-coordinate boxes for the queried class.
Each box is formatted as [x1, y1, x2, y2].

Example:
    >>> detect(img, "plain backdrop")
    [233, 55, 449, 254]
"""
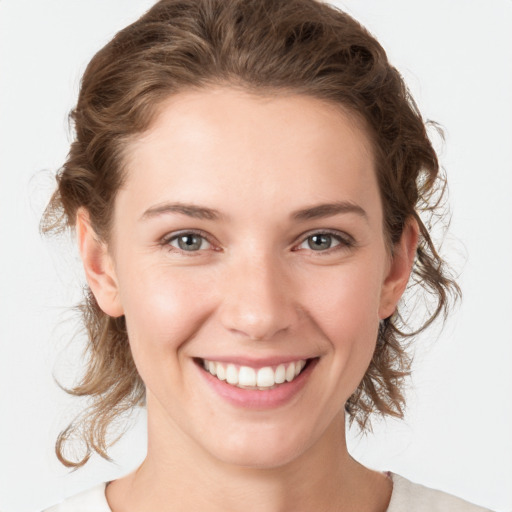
[0, 1, 511, 511]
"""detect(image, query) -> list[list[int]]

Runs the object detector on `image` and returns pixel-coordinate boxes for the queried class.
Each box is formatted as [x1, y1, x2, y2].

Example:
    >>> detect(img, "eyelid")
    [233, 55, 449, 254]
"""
[161, 229, 220, 253]
[293, 229, 356, 252]
[159, 228, 355, 254]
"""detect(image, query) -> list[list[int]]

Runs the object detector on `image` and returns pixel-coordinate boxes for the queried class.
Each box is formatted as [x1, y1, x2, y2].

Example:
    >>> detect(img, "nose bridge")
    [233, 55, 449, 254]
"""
[219, 249, 295, 340]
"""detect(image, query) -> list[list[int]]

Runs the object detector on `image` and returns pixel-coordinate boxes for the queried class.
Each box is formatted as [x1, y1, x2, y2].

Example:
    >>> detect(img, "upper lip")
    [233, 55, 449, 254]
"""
[195, 356, 316, 368]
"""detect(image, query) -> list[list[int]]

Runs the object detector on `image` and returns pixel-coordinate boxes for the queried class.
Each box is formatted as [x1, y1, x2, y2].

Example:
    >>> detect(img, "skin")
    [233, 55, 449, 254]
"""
[78, 87, 418, 512]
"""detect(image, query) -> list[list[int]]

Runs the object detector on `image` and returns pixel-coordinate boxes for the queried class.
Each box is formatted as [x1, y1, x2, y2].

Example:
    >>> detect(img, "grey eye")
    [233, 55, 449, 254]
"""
[297, 233, 343, 251]
[307, 234, 337, 251]
[170, 233, 210, 251]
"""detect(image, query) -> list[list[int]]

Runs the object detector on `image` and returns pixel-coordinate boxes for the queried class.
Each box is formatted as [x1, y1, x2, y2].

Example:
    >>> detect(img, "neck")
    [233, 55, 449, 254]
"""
[106, 398, 391, 512]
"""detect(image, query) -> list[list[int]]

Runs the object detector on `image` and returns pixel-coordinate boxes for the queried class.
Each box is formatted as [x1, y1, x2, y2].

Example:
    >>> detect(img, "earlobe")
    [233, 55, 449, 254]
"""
[76, 208, 124, 318]
[379, 218, 419, 320]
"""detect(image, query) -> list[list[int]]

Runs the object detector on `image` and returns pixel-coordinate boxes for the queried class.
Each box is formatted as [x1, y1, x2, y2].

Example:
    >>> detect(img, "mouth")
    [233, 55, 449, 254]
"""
[197, 358, 312, 391]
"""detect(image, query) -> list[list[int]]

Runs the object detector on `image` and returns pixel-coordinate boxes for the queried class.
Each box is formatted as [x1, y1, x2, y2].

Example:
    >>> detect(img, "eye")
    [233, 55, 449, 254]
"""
[295, 231, 354, 253]
[304, 233, 339, 251]
[167, 232, 212, 252]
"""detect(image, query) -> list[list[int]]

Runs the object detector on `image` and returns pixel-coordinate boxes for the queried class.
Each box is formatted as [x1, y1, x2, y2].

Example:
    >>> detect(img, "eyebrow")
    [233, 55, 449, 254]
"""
[291, 201, 368, 222]
[140, 200, 367, 223]
[140, 202, 222, 221]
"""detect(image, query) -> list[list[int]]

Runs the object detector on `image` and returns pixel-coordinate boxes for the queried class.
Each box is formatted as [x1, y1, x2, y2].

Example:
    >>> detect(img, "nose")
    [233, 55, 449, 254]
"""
[218, 253, 298, 341]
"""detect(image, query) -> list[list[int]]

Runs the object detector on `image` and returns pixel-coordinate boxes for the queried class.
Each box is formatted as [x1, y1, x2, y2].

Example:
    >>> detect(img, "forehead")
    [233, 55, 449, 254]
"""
[119, 87, 380, 224]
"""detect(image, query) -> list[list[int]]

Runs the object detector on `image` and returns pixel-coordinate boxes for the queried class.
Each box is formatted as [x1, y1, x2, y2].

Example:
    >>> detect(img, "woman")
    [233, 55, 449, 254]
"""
[39, 0, 493, 510]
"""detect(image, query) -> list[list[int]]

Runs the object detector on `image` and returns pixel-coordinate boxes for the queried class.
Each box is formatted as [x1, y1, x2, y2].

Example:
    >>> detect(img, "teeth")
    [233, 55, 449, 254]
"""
[238, 366, 256, 387]
[202, 359, 308, 390]
[275, 364, 286, 384]
[257, 367, 275, 387]
[285, 363, 295, 382]
[226, 364, 238, 385]
[216, 363, 226, 381]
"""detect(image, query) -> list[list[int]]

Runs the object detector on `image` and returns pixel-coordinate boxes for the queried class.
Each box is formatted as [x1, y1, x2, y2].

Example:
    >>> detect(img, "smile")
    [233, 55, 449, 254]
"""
[201, 359, 308, 390]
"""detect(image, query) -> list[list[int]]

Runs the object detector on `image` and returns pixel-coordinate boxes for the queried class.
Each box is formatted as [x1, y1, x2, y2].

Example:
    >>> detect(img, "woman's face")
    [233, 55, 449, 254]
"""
[83, 88, 414, 468]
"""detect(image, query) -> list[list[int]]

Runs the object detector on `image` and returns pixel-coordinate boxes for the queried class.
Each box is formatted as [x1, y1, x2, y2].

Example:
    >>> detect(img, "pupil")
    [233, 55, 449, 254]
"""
[178, 235, 201, 251]
[308, 234, 331, 250]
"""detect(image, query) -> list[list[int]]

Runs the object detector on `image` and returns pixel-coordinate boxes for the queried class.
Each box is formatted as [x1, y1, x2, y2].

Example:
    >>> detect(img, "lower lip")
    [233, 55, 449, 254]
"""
[197, 359, 318, 409]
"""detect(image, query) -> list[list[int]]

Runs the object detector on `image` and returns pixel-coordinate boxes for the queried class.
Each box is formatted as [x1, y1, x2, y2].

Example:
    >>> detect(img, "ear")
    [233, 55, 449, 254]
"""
[379, 218, 419, 320]
[76, 208, 124, 318]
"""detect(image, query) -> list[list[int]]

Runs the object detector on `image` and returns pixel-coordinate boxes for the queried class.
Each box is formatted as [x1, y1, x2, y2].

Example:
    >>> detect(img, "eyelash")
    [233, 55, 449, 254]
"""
[160, 229, 355, 255]
[293, 229, 355, 255]
[161, 230, 217, 254]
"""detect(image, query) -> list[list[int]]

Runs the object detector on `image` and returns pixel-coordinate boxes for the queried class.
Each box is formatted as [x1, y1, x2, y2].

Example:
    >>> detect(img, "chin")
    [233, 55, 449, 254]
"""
[203, 425, 314, 470]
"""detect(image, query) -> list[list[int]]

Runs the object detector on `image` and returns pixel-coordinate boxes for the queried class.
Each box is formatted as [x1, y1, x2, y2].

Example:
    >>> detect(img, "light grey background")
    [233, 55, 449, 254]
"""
[0, 1, 511, 511]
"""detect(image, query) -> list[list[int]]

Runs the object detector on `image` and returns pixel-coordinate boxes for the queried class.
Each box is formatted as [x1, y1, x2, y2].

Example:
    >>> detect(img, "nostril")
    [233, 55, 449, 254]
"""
[218, 265, 297, 341]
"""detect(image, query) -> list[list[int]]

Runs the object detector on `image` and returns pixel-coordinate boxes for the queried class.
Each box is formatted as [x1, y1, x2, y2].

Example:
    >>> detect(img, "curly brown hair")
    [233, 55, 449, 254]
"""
[42, 0, 460, 468]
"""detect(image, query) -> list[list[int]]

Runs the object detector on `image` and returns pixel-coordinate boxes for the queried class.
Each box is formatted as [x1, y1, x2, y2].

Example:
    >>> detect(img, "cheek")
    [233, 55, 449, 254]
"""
[117, 264, 216, 362]
[298, 260, 384, 388]
[302, 262, 383, 339]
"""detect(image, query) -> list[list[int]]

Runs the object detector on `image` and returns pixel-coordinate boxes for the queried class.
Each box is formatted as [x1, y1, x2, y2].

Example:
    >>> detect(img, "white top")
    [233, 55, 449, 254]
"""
[43, 473, 493, 511]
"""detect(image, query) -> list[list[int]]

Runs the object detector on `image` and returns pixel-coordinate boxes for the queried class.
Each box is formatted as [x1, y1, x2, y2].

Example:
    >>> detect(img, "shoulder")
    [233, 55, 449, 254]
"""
[42, 483, 111, 512]
[41, 475, 494, 512]
[387, 473, 493, 512]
